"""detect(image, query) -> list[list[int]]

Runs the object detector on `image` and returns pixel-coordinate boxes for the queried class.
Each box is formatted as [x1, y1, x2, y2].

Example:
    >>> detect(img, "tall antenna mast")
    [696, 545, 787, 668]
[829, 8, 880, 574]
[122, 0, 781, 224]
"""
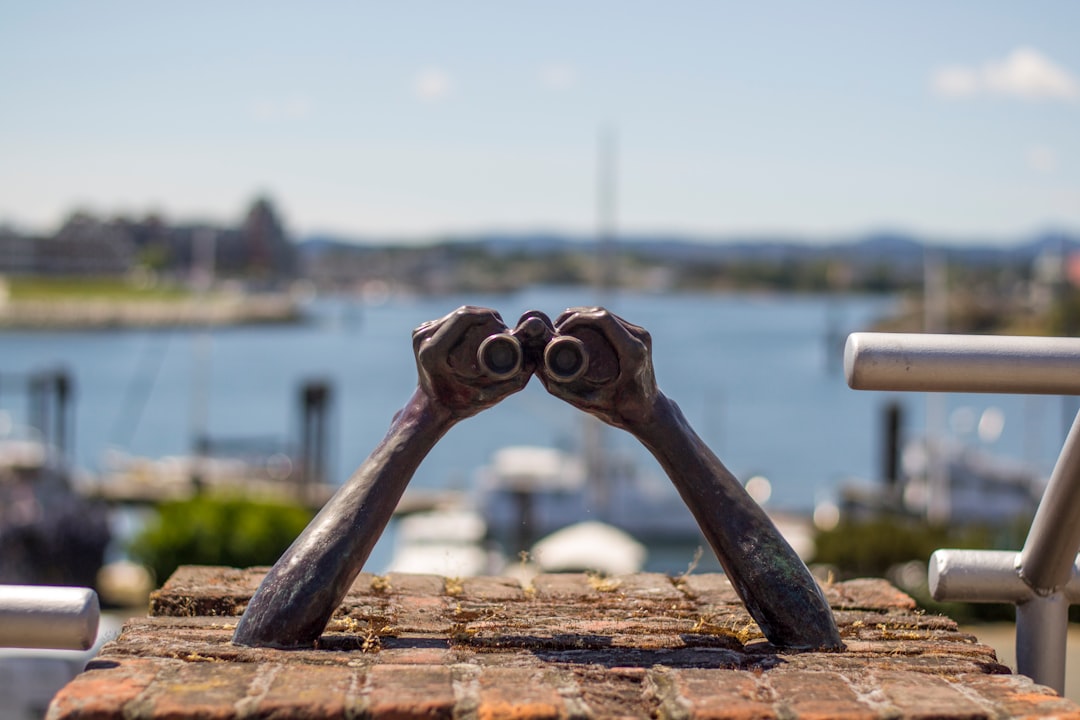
[586, 126, 618, 513]
[596, 125, 618, 300]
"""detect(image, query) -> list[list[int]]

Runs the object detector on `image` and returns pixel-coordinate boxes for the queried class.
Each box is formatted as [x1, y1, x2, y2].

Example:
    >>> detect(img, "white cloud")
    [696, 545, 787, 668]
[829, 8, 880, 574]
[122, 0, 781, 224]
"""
[538, 63, 577, 91]
[931, 47, 1078, 102]
[985, 48, 1078, 100]
[1027, 145, 1059, 173]
[413, 67, 453, 102]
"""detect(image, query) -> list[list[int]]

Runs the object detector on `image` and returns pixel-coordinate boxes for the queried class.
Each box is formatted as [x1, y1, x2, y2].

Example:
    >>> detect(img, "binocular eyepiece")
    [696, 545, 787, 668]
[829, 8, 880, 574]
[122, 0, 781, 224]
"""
[543, 335, 588, 382]
[476, 333, 589, 383]
[477, 334, 523, 381]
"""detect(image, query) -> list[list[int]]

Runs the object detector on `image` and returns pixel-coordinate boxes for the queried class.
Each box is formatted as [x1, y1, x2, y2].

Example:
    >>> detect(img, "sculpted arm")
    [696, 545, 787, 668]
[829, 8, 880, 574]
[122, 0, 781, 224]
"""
[233, 307, 530, 648]
[539, 308, 842, 650]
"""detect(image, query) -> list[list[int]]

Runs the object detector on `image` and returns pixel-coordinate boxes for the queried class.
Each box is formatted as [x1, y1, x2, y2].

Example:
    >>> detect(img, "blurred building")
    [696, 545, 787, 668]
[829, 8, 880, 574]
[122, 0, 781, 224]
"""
[0, 213, 134, 276]
[0, 197, 297, 284]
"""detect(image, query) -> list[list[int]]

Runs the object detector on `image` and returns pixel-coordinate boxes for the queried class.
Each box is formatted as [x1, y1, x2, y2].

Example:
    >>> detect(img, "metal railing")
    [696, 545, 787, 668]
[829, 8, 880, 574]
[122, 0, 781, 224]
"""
[0, 585, 99, 650]
[846, 331, 1080, 693]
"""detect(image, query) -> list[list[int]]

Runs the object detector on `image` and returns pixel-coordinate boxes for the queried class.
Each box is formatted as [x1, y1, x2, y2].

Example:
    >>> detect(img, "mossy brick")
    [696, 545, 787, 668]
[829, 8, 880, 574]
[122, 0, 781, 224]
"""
[138, 661, 260, 720]
[149, 565, 264, 617]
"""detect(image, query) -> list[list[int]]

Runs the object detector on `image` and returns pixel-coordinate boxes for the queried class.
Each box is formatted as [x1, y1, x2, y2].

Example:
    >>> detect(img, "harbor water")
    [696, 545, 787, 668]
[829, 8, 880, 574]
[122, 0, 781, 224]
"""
[0, 287, 1070, 572]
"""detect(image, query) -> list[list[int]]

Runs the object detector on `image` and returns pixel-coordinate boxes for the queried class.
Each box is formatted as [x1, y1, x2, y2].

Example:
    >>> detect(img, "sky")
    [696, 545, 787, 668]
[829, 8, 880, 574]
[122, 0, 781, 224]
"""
[1, 2, 1078, 243]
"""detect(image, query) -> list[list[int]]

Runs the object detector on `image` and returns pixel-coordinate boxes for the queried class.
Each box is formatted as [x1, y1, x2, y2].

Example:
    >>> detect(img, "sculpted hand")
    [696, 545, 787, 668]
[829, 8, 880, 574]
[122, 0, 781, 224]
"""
[536, 307, 659, 430]
[413, 306, 531, 418]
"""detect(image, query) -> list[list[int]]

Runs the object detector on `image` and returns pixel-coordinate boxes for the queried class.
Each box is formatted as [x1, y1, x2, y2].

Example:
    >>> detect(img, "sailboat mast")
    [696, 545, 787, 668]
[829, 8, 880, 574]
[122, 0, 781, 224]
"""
[596, 126, 618, 299]
[586, 126, 618, 514]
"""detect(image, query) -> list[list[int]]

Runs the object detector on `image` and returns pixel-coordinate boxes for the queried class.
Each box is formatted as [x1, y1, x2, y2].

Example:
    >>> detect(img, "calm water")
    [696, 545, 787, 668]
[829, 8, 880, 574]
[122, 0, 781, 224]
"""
[1, 288, 1070, 570]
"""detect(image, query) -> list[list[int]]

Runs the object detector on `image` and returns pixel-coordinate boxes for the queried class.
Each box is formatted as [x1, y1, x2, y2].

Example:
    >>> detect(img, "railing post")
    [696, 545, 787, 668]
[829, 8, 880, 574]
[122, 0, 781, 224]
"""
[1017, 593, 1069, 694]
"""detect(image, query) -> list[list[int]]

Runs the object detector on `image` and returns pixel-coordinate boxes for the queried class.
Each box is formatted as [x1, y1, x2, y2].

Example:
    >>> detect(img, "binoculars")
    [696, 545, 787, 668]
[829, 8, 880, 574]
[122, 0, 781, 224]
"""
[477, 331, 589, 383]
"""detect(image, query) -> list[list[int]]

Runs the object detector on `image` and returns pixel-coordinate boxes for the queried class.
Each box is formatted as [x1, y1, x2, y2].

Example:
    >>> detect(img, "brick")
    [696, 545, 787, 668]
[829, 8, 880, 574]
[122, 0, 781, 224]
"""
[378, 642, 454, 665]
[769, 671, 876, 720]
[612, 572, 686, 600]
[675, 573, 741, 602]
[346, 572, 384, 596]
[142, 661, 259, 719]
[476, 667, 568, 720]
[825, 578, 918, 611]
[461, 575, 526, 602]
[572, 665, 648, 717]
[159, 565, 267, 597]
[247, 664, 362, 719]
[150, 565, 265, 617]
[394, 594, 450, 633]
[47, 657, 169, 720]
[385, 572, 446, 596]
[872, 670, 986, 719]
[531, 573, 599, 600]
[956, 674, 1080, 719]
[367, 665, 455, 719]
[666, 668, 776, 720]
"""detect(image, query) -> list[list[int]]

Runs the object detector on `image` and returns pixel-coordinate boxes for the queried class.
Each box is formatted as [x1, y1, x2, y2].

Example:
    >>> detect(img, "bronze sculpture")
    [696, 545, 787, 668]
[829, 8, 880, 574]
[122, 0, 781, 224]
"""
[232, 306, 842, 651]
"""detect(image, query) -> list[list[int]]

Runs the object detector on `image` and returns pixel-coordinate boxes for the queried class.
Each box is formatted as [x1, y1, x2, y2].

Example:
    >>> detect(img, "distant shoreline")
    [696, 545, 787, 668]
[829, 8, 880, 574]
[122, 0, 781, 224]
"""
[0, 293, 304, 330]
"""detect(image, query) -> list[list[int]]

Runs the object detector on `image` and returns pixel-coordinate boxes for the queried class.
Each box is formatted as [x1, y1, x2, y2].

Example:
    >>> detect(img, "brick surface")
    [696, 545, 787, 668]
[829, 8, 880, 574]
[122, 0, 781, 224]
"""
[665, 668, 776, 720]
[825, 577, 918, 611]
[383, 572, 445, 596]
[461, 575, 527, 602]
[142, 661, 260, 720]
[45, 657, 167, 720]
[872, 670, 988, 719]
[530, 572, 600, 599]
[249, 664, 361, 719]
[954, 674, 1080, 719]
[367, 665, 455, 719]
[47, 568, 1080, 719]
[769, 671, 876, 720]
[476, 667, 569, 720]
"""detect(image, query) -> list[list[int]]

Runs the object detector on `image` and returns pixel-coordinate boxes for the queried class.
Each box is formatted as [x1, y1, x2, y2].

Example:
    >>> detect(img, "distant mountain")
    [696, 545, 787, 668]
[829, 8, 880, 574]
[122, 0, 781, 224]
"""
[296, 228, 1080, 267]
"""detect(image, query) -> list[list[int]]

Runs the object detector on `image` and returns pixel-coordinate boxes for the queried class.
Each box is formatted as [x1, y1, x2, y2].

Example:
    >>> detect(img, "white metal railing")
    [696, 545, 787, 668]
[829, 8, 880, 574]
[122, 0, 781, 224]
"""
[0, 585, 99, 650]
[845, 331, 1080, 694]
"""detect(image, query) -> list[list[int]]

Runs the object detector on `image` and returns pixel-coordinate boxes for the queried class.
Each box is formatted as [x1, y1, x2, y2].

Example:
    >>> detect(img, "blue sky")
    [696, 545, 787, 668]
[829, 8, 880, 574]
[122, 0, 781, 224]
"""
[1, 2, 1078, 242]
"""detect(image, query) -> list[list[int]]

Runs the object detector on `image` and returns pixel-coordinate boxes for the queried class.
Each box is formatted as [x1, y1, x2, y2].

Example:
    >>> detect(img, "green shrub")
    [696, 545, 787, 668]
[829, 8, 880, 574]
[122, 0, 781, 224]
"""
[131, 496, 314, 585]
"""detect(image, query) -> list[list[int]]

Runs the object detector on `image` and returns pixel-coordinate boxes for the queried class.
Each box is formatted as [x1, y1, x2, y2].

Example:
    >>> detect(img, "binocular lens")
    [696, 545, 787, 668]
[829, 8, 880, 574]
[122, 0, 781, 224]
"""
[544, 336, 588, 382]
[477, 334, 523, 380]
